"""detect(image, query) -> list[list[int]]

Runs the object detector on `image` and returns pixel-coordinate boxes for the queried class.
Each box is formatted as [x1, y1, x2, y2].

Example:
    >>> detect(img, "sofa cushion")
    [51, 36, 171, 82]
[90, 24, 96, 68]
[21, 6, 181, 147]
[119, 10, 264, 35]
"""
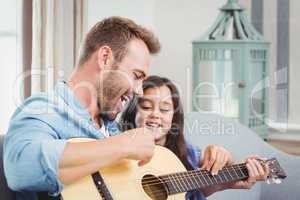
[0, 134, 15, 200]
[184, 112, 300, 200]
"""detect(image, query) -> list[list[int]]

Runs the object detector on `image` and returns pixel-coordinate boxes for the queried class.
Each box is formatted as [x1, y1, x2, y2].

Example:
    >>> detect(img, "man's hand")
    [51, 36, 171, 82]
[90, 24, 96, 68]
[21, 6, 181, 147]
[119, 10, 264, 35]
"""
[200, 144, 234, 175]
[122, 127, 158, 166]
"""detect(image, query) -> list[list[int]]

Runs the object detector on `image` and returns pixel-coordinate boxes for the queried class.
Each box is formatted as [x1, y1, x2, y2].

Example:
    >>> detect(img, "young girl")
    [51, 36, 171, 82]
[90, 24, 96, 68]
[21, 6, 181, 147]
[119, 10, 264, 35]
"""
[120, 75, 268, 200]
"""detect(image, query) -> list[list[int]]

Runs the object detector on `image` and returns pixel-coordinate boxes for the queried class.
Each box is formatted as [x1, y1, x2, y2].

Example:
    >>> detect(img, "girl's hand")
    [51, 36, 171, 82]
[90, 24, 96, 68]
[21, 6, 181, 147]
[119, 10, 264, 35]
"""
[200, 144, 234, 175]
[225, 155, 269, 189]
[201, 155, 269, 197]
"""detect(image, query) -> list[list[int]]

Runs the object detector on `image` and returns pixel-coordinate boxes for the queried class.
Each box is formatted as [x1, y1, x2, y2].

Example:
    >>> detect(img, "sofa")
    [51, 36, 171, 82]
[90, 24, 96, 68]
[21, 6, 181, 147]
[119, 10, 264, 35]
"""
[1, 134, 15, 200]
[0, 135, 52, 200]
[1, 112, 300, 200]
[184, 112, 300, 200]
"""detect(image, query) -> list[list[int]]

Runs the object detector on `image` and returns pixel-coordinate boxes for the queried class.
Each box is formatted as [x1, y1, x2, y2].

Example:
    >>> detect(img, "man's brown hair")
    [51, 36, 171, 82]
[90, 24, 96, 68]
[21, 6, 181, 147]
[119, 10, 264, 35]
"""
[78, 16, 161, 66]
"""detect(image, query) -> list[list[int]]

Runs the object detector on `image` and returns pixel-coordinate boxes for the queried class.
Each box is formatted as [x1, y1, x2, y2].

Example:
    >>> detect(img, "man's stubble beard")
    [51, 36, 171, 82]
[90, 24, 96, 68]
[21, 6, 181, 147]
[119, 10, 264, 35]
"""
[96, 69, 129, 121]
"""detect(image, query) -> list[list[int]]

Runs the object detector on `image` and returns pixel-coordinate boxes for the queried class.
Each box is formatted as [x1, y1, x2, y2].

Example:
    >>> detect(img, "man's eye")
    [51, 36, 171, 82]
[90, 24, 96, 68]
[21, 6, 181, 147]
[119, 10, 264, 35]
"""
[133, 73, 140, 80]
[133, 72, 144, 80]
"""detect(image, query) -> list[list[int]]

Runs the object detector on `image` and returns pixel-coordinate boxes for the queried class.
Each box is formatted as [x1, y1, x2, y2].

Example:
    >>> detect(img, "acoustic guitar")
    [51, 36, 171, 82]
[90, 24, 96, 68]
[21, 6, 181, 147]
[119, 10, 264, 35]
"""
[61, 138, 286, 200]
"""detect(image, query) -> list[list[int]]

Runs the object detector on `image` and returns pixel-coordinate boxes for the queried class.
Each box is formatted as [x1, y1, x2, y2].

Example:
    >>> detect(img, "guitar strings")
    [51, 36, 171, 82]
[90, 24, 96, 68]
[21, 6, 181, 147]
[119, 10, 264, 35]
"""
[140, 165, 247, 191]
[141, 163, 247, 184]
[139, 166, 246, 189]
[138, 165, 249, 198]
[141, 159, 266, 183]
[135, 161, 268, 198]
[141, 166, 247, 187]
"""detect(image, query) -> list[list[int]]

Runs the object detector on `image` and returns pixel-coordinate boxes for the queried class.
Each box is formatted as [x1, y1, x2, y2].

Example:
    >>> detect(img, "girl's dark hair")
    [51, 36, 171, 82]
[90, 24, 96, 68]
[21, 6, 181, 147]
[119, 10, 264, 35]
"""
[120, 75, 193, 170]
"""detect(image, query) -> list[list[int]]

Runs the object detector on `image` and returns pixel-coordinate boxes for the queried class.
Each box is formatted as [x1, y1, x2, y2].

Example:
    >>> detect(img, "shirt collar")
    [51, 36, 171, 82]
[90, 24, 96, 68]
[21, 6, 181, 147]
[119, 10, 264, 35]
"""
[54, 81, 120, 136]
[54, 81, 91, 120]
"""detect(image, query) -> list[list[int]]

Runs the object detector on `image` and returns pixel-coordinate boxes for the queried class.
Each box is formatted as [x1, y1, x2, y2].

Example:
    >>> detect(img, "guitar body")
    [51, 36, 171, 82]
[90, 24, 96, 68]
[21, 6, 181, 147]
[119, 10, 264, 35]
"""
[61, 138, 186, 200]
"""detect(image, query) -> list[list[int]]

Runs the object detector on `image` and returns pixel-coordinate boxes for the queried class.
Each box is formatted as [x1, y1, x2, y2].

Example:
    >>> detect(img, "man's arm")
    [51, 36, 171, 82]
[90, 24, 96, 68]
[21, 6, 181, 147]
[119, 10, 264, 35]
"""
[58, 128, 156, 184]
[4, 115, 155, 195]
[4, 119, 67, 195]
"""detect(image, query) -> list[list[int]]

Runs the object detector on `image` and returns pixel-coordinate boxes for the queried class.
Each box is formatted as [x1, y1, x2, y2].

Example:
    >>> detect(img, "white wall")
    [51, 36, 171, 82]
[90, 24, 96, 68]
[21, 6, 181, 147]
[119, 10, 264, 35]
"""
[151, 0, 225, 112]
[289, 0, 300, 125]
[262, 0, 300, 127]
[87, 0, 225, 112]
[87, 0, 155, 29]
[263, 0, 278, 123]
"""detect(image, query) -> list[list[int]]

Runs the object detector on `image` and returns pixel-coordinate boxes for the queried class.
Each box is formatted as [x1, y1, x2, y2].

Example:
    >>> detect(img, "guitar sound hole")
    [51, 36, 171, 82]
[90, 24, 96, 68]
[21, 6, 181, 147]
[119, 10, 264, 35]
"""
[142, 174, 168, 200]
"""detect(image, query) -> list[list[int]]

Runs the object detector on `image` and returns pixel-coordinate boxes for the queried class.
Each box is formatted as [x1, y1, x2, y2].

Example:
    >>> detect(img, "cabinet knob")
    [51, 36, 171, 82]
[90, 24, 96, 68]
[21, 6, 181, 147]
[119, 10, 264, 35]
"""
[238, 82, 246, 88]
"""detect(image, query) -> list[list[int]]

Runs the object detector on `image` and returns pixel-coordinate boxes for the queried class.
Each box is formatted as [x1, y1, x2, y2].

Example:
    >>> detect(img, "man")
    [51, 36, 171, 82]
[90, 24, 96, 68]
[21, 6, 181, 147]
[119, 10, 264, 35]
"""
[4, 16, 162, 200]
[4, 17, 266, 200]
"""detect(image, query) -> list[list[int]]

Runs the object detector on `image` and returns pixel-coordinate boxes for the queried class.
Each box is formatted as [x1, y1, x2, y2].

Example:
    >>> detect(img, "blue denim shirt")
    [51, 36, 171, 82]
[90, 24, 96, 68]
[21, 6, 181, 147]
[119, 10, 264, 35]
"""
[4, 82, 119, 200]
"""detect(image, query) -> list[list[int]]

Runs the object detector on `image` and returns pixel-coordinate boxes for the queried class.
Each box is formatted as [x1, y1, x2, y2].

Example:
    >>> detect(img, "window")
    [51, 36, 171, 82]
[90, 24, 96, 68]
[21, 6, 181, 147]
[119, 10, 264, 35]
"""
[0, 0, 18, 134]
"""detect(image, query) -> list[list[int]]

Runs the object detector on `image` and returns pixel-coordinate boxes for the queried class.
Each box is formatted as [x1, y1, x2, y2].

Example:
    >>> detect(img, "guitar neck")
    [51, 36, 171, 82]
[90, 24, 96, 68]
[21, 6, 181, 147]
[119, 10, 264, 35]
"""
[159, 163, 249, 195]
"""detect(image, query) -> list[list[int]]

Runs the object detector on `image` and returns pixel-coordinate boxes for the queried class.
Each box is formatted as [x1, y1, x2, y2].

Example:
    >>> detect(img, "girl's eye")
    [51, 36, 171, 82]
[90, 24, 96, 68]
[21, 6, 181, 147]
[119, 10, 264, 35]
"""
[160, 108, 171, 113]
[141, 105, 152, 111]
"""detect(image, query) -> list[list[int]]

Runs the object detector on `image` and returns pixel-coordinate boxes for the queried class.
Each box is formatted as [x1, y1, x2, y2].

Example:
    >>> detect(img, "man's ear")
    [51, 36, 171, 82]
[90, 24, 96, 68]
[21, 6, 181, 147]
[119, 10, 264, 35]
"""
[96, 46, 113, 70]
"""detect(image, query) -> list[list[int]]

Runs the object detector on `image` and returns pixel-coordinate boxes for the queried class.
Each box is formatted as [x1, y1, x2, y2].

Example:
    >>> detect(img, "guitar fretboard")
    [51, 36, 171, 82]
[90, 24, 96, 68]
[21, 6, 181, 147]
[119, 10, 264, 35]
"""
[159, 163, 248, 195]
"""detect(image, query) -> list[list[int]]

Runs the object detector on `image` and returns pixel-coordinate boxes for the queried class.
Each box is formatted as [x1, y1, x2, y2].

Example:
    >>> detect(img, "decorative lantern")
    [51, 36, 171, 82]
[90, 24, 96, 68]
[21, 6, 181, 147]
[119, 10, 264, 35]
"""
[192, 0, 270, 138]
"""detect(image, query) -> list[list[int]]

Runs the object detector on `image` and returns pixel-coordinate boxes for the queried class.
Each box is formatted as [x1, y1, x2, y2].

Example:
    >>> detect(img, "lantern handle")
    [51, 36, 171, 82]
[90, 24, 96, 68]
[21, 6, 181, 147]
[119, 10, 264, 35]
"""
[221, 0, 244, 11]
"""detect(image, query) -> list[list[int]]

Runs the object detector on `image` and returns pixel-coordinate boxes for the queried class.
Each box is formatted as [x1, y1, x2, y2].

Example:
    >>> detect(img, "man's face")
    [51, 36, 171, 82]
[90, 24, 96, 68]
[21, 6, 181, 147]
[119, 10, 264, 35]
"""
[98, 39, 151, 120]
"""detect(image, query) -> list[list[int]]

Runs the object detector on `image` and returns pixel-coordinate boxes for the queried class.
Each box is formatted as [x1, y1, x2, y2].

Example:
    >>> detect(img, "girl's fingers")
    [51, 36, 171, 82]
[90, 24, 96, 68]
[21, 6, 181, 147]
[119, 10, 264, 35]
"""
[200, 148, 210, 170]
[206, 147, 217, 171]
[253, 159, 265, 178]
[201, 145, 234, 176]
[211, 152, 225, 175]
[263, 163, 270, 179]
[246, 160, 257, 183]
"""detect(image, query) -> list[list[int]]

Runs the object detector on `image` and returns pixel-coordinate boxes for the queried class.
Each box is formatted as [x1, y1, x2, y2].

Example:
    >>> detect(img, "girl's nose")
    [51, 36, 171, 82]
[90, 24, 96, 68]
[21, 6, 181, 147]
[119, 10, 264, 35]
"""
[150, 108, 161, 119]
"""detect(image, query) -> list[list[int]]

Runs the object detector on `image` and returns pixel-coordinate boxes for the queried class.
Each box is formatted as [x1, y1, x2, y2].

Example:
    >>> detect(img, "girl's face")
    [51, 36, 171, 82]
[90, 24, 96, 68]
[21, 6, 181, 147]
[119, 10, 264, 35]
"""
[135, 85, 174, 145]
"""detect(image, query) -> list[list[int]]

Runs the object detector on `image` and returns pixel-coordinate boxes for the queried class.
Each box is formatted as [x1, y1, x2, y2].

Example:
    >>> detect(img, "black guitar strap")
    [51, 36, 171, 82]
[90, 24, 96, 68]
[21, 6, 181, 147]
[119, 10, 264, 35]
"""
[91, 172, 114, 200]
[37, 172, 112, 200]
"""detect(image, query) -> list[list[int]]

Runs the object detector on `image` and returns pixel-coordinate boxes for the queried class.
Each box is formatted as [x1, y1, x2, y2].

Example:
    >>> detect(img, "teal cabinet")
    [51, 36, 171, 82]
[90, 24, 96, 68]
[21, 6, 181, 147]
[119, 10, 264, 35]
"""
[192, 0, 270, 138]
